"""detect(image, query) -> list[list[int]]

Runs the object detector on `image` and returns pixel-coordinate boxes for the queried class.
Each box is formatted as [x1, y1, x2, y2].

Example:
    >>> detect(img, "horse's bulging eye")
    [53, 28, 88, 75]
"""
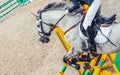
[37, 25, 40, 27]
[36, 18, 39, 20]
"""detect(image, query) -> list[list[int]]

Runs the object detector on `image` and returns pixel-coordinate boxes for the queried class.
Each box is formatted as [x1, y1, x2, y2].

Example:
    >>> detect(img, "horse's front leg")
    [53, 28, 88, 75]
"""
[63, 47, 82, 70]
[63, 42, 86, 58]
[63, 46, 91, 70]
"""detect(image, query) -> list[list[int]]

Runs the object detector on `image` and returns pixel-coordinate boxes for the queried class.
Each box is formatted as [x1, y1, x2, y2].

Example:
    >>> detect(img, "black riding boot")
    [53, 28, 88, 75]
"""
[86, 26, 97, 53]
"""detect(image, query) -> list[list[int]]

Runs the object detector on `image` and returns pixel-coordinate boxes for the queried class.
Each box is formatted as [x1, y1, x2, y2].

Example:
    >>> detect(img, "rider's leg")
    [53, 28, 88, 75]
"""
[82, 0, 101, 52]
[88, 0, 94, 5]
[68, 0, 80, 12]
[83, 0, 101, 30]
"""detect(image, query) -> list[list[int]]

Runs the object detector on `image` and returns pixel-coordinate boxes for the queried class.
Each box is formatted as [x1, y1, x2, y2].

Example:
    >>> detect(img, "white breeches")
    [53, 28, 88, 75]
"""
[83, 0, 101, 30]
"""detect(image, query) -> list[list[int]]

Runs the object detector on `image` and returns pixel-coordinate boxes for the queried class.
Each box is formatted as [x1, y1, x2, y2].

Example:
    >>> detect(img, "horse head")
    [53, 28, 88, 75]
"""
[32, 2, 71, 43]
[33, 2, 83, 44]
[32, 11, 56, 43]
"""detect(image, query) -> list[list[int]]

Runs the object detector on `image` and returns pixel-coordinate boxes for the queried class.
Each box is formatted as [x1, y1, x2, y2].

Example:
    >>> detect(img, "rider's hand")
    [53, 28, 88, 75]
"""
[65, 9, 69, 14]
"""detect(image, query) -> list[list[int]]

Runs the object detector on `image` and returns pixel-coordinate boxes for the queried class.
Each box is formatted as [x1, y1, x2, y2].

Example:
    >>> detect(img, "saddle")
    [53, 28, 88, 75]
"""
[79, 14, 116, 44]
[79, 14, 116, 52]
[96, 14, 116, 27]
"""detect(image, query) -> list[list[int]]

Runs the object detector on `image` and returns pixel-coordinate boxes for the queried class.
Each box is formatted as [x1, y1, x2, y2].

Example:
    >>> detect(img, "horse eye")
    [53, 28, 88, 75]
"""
[37, 25, 40, 27]
[36, 18, 39, 20]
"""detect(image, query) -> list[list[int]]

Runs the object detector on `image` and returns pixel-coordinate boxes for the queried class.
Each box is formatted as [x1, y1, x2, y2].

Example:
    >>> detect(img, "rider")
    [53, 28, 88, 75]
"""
[65, 0, 116, 53]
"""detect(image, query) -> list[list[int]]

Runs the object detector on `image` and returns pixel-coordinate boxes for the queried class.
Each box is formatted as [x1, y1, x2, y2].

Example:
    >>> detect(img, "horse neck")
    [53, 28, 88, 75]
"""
[42, 10, 81, 32]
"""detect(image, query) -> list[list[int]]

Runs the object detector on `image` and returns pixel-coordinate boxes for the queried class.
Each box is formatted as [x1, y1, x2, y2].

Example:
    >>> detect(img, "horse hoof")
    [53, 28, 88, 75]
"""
[75, 64, 80, 70]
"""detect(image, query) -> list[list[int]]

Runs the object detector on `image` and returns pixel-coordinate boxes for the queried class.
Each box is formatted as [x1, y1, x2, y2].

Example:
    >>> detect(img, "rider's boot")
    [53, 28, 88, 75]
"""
[86, 26, 97, 53]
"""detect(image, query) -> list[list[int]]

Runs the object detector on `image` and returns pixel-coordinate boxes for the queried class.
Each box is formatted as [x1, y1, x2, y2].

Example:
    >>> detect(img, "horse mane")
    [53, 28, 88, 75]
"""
[38, 2, 68, 13]
[37, 2, 83, 17]
[44, 2, 68, 10]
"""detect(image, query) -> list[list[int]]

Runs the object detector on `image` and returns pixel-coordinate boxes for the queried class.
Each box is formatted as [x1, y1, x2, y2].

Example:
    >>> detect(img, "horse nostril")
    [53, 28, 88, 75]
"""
[45, 38, 50, 43]
[39, 37, 44, 43]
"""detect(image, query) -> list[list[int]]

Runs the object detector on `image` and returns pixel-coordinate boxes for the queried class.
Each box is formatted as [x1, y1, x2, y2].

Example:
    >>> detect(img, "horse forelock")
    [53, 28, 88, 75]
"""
[37, 2, 68, 13]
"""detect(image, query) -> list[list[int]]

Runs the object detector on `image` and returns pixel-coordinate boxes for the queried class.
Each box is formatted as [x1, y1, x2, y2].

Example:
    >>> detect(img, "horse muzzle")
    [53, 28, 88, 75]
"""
[39, 36, 50, 43]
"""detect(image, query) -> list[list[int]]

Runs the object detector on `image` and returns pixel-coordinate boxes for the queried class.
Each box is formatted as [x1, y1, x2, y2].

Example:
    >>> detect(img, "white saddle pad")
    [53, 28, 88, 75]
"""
[79, 25, 113, 44]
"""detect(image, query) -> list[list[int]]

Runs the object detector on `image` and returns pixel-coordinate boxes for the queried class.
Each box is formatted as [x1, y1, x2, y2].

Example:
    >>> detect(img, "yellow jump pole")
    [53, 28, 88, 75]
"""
[92, 54, 107, 75]
[108, 52, 120, 75]
[53, 26, 71, 52]
[57, 63, 68, 75]
[53, 27, 70, 75]
[83, 55, 100, 75]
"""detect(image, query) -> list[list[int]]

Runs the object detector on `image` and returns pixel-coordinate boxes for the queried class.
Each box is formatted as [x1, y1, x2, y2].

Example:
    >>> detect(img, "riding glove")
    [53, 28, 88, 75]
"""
[65, 9, 70, 14]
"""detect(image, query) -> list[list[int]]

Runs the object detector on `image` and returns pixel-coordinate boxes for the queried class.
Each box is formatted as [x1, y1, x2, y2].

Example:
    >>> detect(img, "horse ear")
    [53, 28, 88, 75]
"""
[31, 12, 39, 19]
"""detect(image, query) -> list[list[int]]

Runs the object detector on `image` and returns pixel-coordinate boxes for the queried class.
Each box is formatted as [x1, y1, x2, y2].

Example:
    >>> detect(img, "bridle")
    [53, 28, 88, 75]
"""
[37, 10, 66, 43]
[37, 10, 84, 43]
[38, 11, 53, 36]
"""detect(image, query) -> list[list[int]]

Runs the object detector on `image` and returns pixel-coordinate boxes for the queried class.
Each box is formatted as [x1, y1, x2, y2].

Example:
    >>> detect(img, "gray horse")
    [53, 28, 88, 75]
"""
[34, 2, 120, 55]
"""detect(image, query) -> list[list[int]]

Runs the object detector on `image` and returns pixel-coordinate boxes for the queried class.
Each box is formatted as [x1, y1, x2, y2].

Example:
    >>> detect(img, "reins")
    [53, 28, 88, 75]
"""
[55, 14, 66, 26]
[64, 14, 85, 35]
[64, 20, 81, 35]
